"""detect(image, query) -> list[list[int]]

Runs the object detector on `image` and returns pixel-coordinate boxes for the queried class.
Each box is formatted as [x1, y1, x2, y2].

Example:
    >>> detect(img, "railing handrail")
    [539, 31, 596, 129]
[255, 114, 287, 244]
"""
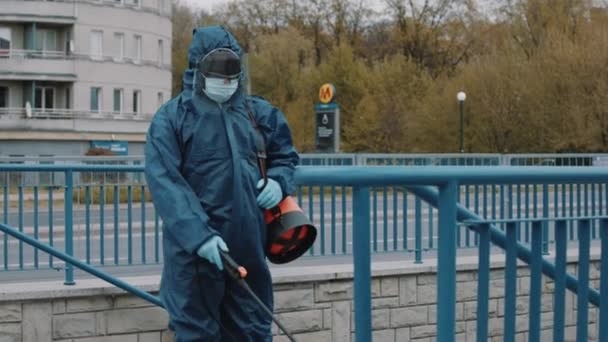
[2, 165, 608, 184]
[0, 222, 163, 307]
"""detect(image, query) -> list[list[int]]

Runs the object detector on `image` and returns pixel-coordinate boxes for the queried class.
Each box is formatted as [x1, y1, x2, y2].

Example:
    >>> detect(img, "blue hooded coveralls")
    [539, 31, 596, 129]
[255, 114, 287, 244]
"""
[144, 26, 299, 341]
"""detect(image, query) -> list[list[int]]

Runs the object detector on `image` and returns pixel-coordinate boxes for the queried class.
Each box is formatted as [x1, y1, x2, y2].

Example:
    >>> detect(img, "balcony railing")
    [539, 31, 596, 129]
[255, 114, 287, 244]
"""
[0, 49, 69, 59]
[0, 49, 169, 70]
[11, 0, 170, 16]
[0, 107, 153, 120]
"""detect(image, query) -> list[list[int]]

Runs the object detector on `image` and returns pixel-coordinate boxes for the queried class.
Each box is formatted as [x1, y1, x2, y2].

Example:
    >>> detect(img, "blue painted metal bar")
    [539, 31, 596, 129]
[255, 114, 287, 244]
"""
[331, 186, 336, 255]
[529, 220, 542, 342]
[465, 185, 470, 247]
[525, 185, 530, 243]
[128, 185, 133, 264]
[406, 186, 601, 307]
[319, 186, 325, 255]
[553, 220, 567, 342]
[504, 222, 517, 342]
[577, 185, 582, 240]
[393, 187, 398, 251]
[33, 186, 38, 268]
[342, 186, 346, 254]
[372, 188, 377, 253]
[600, 219, 608, 342]
[508, 184, 513, 220]
[562, 184, 566, 220]
[476, 223, 490, 342]
[2, 185, 7, 270]
[499, 185, 505, 230]
[308, 186, 314, 255]
[114, 185, 119, 265]
[474, 185, 479, 246]
[0, 222, 163, 307]
[100, 186, 105, 265]
[352, 186, 371, 342]
[415, 197, 422, 263]
[491, 184, 497, 222]
[48, 186, 53, 268]
[592, 184, 597, 239]
[403, 189, 408, 251]
[85, 186, 91, 264]
[577, 219, 590, 342]
[542, 184, 549, 255]
[141, 185, 146, 264]
[64, 170, 75, 285]
[516, 184, 522, 241]
[437, 181, 458, 341]
[429, 205, 434, 249]
[18, 186, 23, 269]
[383, 186, 388, 251]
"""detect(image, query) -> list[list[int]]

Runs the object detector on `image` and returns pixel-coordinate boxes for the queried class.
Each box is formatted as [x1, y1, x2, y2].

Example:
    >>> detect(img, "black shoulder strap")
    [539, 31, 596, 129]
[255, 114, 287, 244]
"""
[244, 99, 268, 182]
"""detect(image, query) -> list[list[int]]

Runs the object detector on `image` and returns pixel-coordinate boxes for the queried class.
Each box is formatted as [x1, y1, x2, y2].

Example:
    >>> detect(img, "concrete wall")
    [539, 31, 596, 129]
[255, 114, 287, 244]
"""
[0, 253, 601, 342]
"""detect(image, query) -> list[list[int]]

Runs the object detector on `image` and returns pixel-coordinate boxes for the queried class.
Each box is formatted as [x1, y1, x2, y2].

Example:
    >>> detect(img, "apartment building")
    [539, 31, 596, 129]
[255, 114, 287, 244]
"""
[0, 0, 171, 157]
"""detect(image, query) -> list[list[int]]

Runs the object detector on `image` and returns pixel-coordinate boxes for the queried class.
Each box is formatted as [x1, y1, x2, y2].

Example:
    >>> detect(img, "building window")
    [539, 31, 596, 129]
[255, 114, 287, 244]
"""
[113, 88, 123, 113]
[36, 29, 58, 54]
[157, 39, 163, 65]
[0, 27, 11, 57]
[0, 87, 8, 108]
[35, 86, 55, 111]
[157, 92, 164, 108]
[114, 33, 124, 61]
[90, 87, 102, 112]
[133, 90, 141, 113]
[65, 87, 71, 109]
[90, 30, 103, 60]
[134, 35, 142, 63]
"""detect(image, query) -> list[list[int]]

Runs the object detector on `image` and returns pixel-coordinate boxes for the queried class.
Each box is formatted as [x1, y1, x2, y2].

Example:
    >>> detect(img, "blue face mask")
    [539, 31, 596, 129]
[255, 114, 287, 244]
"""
[203, 77, 239, 104]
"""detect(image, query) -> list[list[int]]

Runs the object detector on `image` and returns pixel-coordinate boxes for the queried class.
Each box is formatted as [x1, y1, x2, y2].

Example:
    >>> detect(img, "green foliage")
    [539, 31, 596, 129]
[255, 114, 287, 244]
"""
[171, 0, 608, 153]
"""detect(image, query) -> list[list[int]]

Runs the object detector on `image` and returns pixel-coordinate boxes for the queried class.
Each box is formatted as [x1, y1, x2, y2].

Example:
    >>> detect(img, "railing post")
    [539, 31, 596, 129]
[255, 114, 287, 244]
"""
[437, 181, 458, 342]
[415, 197, 422, 263]
[64, 169, 75, 285]
[353, 186, 371, 342]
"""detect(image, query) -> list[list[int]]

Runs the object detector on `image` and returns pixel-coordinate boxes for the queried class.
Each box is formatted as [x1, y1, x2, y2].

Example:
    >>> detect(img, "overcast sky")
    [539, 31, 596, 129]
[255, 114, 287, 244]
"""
[184, 0, 387, 13]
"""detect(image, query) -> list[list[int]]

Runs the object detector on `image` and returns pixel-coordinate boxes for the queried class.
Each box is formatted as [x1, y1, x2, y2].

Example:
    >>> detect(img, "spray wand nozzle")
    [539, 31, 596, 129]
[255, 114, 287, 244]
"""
[219, 251, 297, 342]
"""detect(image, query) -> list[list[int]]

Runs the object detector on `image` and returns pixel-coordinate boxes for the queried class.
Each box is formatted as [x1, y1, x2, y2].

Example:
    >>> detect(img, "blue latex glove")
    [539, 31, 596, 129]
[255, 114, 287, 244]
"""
[196, 235, 228, 270]
[256, 178, 282, 209]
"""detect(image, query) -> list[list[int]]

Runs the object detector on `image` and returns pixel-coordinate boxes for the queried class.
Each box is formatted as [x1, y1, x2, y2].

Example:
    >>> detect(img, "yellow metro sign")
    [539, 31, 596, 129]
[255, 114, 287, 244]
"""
[319, 83, 336, 104]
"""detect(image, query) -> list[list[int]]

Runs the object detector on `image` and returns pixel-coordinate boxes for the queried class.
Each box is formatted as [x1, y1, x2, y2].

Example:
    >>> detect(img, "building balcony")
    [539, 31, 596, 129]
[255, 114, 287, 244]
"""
[0, 50, 76, 81]
[0, 107, 152, 134]
[0, 0, 76, 24]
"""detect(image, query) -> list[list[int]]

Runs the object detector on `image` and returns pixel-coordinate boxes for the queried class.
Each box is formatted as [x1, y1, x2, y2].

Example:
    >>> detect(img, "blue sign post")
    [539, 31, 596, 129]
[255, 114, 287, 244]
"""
[315, 83, 340, 153]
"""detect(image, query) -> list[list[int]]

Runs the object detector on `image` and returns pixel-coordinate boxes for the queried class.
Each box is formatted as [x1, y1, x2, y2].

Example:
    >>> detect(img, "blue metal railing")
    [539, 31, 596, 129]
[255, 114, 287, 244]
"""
[1, 164, 607, 268]
[1, 165, 607, 340]
[295, 167, 608, 342]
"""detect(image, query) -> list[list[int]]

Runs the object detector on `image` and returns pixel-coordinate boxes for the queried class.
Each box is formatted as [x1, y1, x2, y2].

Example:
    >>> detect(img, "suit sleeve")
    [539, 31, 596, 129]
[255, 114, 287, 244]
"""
[144, 107, 217, 254]
[263, 105, 300, 196]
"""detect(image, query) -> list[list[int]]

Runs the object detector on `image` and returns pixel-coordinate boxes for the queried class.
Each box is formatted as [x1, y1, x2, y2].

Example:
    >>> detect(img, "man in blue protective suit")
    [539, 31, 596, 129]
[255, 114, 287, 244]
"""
[144, 26, 299, 341]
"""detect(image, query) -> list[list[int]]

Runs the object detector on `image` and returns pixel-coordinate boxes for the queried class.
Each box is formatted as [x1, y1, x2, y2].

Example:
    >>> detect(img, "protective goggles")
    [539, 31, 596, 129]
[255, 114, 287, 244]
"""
[197, 48, 241, 80]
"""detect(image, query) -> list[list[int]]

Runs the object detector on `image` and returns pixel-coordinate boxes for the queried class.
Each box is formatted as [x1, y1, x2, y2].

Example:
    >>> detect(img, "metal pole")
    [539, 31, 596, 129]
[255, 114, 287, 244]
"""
[64, 169, 75, 285]
[437, 181, 458, 341]
[459, 100, 464, 153]
[353, 186, 371, 342]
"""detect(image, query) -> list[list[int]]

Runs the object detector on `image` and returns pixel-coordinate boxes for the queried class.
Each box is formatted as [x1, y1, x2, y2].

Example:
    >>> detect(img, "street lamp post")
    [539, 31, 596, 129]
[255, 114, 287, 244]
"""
[457, 91, 466, 153]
